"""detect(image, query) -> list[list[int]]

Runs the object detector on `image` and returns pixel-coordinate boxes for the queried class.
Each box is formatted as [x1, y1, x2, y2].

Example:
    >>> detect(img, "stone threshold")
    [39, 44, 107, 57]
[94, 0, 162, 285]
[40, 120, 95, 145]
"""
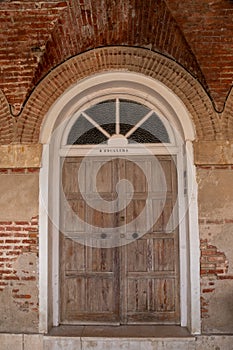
[2, 333, 233, 349]
[48, 325, 194, 339]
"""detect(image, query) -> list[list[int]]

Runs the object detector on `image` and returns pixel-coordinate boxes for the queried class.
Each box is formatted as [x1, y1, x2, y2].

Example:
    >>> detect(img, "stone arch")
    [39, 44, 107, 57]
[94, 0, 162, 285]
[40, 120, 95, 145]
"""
[17, 47, 219, 144]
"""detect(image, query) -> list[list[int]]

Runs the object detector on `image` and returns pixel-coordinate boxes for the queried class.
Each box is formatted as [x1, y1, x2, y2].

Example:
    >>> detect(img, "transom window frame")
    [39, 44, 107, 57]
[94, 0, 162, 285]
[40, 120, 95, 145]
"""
[39, 71, 201, 335]
[62, 95, 174, 148]
[59, 93, 178, 159]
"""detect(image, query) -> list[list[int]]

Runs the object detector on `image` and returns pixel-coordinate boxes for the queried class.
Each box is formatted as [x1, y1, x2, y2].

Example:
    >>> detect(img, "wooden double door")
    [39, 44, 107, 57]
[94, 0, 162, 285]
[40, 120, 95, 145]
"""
[60, 155, 180, 325]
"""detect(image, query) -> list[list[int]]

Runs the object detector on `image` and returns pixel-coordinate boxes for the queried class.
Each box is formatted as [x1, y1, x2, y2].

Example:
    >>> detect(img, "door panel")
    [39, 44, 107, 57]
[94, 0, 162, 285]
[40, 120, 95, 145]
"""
[60, 235, 120, 323]
[60, 155, 179, 325]
[122, 234, 179, 323]
[153, 238, 175, 271]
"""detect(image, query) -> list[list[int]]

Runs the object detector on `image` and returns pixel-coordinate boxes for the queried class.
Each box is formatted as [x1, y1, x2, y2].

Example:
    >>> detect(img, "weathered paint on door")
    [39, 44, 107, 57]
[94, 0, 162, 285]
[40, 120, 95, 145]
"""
[60, 156, 179, 324]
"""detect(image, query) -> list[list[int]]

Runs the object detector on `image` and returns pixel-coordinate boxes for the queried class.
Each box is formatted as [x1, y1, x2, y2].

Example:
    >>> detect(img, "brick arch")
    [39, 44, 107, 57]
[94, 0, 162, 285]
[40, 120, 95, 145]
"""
[33, 0, 206, 92]
[17, 47, 219, 143]
[0, 89, 14, 145]
[221, 87, 233, 140]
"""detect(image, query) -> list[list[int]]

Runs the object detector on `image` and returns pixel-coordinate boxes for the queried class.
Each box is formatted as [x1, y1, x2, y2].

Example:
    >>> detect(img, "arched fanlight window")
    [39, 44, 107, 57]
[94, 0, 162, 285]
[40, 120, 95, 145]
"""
[67, 99, 170, 145]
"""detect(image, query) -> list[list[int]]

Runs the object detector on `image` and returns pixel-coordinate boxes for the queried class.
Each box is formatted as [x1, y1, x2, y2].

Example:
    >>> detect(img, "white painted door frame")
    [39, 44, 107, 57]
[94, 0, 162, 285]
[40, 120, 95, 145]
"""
[39, 72, 200, 334]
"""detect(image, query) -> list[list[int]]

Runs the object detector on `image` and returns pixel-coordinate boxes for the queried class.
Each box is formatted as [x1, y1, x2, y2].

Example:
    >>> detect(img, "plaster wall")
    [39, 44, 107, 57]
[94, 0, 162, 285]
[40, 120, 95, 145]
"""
[0, 172, 39, 221]
[0, 167, 39, 332]
[0, 139, 233, 335]
[197, 165, 233, 333]
[2, 148, 233, 333]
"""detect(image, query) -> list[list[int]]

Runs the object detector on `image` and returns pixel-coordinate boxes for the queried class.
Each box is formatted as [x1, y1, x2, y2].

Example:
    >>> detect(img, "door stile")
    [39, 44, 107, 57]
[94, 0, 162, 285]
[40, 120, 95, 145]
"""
[115, 158, 127, 325]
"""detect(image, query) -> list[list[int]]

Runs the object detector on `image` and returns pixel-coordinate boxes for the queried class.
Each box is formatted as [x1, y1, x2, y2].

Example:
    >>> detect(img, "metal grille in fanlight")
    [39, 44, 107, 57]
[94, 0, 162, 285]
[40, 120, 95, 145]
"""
[67, 99, 170, 145]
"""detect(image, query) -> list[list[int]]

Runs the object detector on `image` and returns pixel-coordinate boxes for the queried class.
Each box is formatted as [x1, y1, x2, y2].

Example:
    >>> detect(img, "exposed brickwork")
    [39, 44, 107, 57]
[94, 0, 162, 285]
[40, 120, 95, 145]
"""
[198, 164, 233, 325]
[16, 47, 218, 143]
[33, 0, 205, 90]
[0, 168, 39, 174]
[0, 1, 68, 115]
[166, 0, 233, 112]
[200, 239, 229, 320]
[1, 0, 233, 115]
[0, 0, 207, 117]
[0, 90, 14, 144]
[222, 89, 233, 140]
[0, 216, 39, 317]
[200, 239, 228, 278]
[197, 165, 233, 170]
[0, 1, 233, 145]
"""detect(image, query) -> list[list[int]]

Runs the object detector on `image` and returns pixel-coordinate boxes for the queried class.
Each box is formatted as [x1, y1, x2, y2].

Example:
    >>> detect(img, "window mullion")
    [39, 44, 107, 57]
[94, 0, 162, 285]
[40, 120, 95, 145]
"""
[82, 111, 111, 139]
[125, 110, 154, 138]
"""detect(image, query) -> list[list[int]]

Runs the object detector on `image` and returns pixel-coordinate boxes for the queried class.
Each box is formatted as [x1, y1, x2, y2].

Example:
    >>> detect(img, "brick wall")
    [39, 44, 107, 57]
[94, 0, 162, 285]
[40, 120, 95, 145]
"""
[1, 1, 233, 143]
[0, 0, 204, 116]
[200, 238, 229, 319]
[0, 216, 39, 332]
[15, 47, 217, 144]
[0, 217, 38, 290]
[0, 0, 233, 337]
[0, 1, 67, 115]
[166, 0, 233, 112]
[0, 167, 39, 332]
[34, 0, 203, 89]
[198, 164, 233, 333]
[1, 0, 233, 117]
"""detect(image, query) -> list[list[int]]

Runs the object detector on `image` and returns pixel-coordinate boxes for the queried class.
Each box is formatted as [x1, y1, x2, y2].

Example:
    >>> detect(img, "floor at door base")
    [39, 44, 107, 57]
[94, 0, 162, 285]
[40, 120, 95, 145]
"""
[49, 325, 192, 338]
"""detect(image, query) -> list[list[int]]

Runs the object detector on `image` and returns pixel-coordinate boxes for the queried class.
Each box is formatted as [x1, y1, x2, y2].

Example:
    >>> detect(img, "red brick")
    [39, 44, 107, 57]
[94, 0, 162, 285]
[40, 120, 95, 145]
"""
[21, 276, 36, 281]
[2, 276, 19, 280]
[201, 250, 217, 256]
[13, 294, 31, 299]
[14, 221, 29, 225]
[218, 276, 233, 280]
[23, 227, 38, 232]
[0, 222, 13, 226]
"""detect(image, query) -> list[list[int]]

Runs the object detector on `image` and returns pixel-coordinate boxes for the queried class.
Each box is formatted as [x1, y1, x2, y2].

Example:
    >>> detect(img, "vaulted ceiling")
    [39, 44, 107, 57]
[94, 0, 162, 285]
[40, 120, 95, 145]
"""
[0, 0, 233, 116]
